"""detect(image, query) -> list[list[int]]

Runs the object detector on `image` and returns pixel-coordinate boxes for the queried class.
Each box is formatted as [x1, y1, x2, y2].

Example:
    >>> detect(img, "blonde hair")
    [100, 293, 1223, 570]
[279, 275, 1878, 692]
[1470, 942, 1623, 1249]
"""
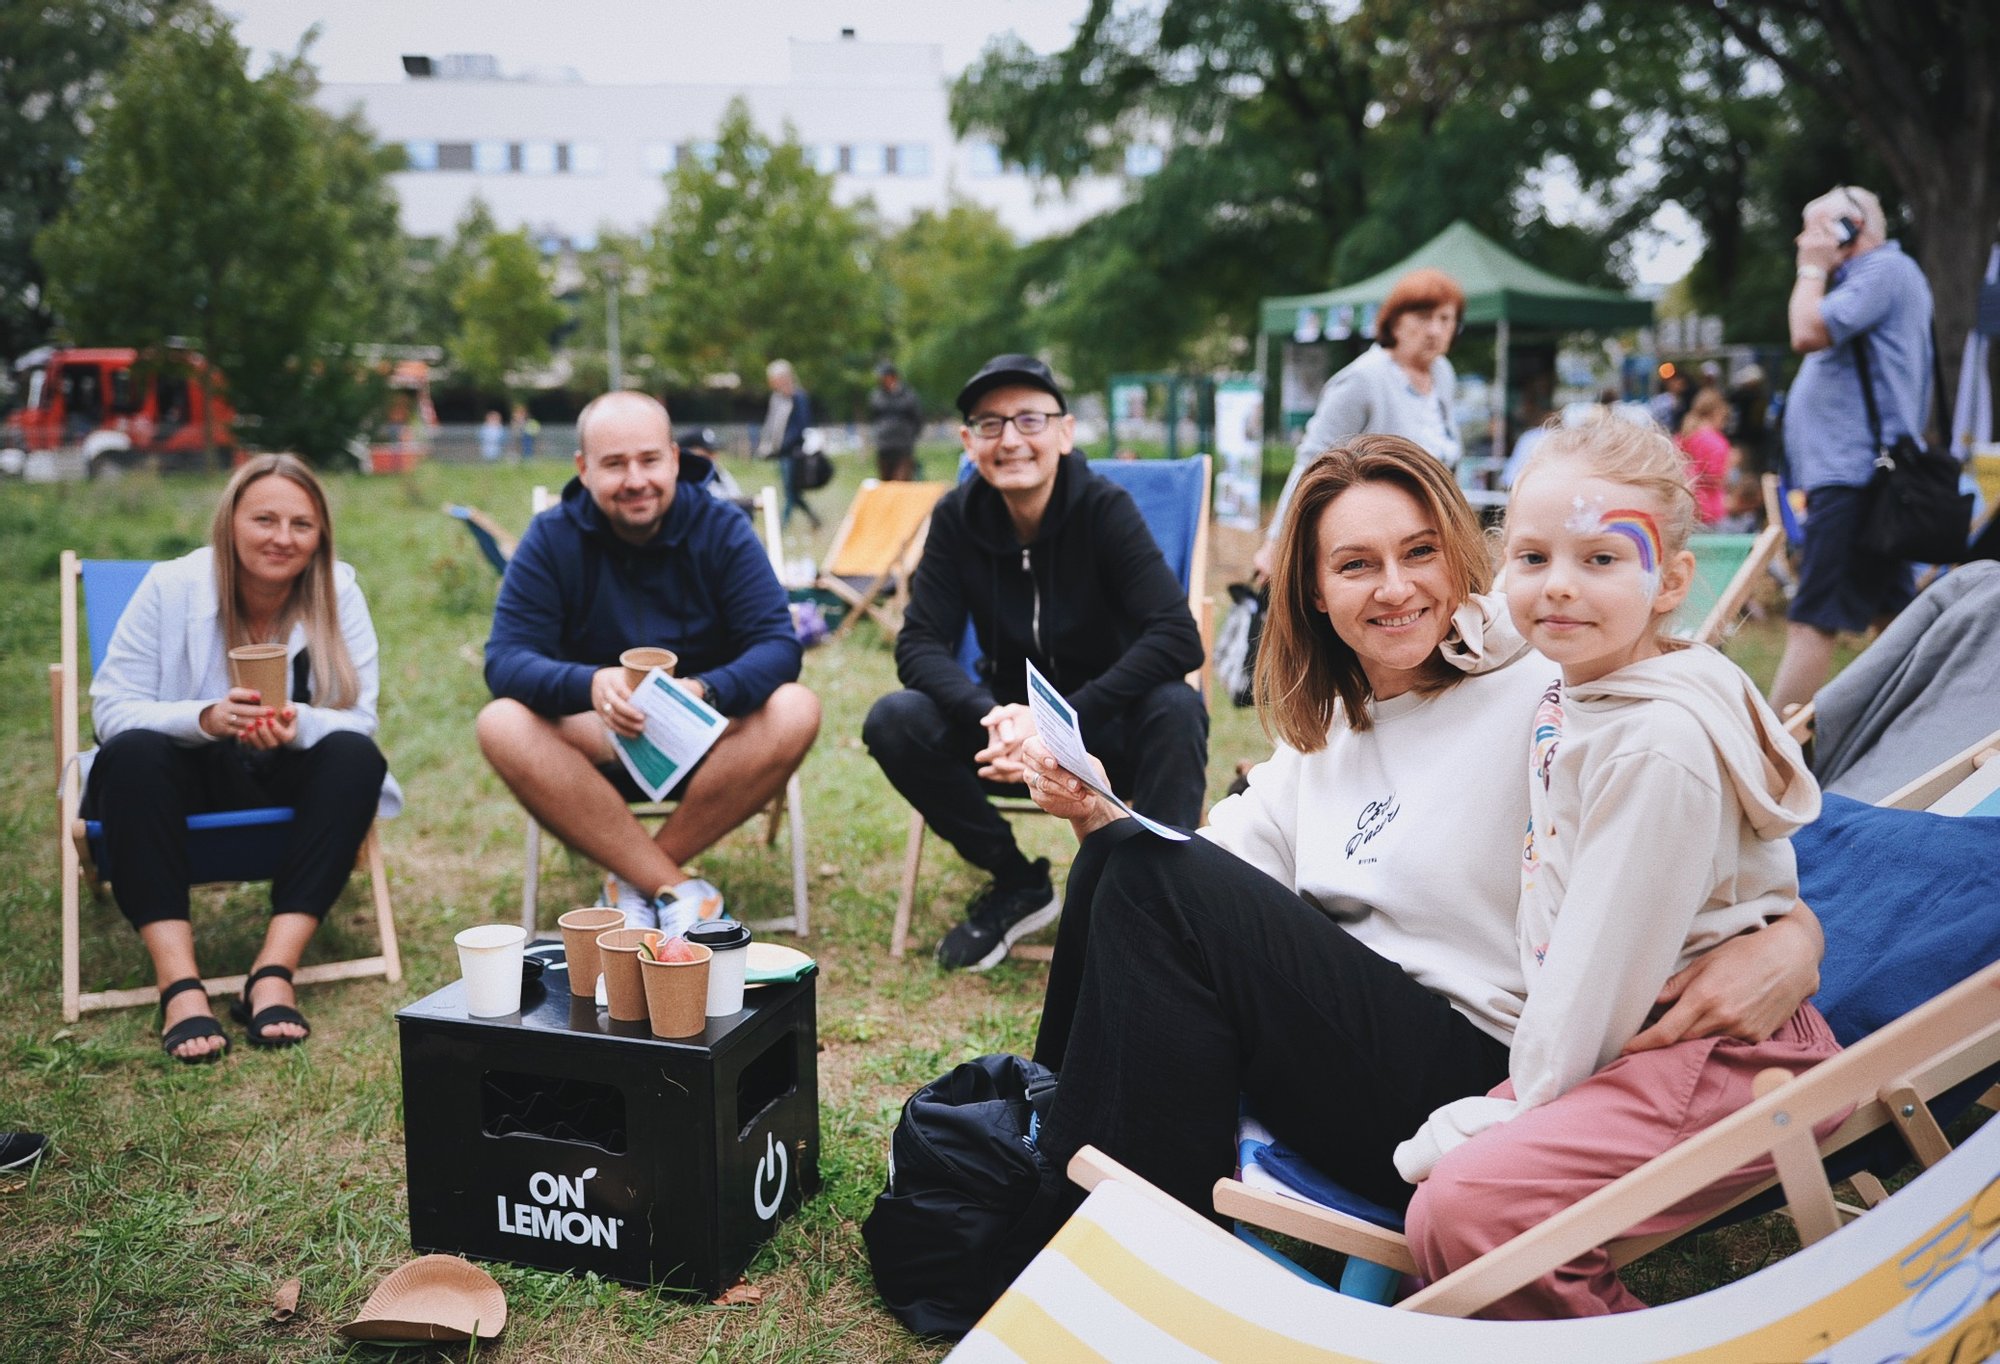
[1256, 434, 1491, 748]
[1508, 420, 1698, 643]
[1680, 387, 1728, 436]
[209, 454, 359, 709]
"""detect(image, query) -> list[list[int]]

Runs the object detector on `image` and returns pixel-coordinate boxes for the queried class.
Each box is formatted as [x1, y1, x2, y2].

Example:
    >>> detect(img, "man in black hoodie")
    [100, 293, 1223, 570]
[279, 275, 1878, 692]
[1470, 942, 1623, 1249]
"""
[864, 355, 1208, 970]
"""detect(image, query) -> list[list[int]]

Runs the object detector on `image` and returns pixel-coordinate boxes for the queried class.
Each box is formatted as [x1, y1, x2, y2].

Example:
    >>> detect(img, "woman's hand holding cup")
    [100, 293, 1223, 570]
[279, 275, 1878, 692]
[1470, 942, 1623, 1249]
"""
[200, 686, 276, 741]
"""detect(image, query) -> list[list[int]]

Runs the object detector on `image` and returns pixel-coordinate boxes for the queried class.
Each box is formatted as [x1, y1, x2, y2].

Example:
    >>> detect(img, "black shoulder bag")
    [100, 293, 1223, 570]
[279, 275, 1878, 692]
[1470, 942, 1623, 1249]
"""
[1852, 324, 1974, 564]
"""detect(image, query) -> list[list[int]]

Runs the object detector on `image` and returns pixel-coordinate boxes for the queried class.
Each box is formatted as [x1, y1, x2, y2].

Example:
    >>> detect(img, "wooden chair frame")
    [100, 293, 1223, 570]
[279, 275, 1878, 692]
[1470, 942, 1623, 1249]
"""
[518, 487, 812, 936]
[815, 478, 951, 642]
[53, 551, 402, 1023]
[890, 456, 1213, 959]
[1210, 732, 2000, 1316]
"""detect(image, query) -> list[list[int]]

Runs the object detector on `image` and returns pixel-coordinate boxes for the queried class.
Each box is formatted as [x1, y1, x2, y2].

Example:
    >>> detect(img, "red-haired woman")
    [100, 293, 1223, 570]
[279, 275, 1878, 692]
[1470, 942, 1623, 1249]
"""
[81, 454, 399, 1062]
[1254, 268, 1468, 578]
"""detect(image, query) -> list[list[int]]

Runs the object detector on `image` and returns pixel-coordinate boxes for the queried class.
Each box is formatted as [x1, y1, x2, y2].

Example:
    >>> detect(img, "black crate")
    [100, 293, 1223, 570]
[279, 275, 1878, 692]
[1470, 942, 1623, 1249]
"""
[396, 954, 819, 1296]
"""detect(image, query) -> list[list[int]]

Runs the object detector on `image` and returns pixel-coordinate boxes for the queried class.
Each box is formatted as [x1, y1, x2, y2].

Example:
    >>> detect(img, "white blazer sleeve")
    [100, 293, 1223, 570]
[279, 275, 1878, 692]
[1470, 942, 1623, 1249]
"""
[289, 564, 382, 748]
[88, 565, 216, 745]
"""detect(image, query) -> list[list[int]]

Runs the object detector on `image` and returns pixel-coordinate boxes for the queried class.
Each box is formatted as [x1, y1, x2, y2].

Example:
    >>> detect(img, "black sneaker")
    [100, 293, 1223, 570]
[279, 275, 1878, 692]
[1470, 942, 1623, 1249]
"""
[936, 859, 1059, 972]
[0, 1132, 48, 1173]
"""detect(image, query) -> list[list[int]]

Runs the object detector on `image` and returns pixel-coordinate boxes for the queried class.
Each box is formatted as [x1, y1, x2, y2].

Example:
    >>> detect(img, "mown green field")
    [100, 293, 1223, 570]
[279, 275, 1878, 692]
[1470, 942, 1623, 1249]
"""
[0, 452, 1826, 1361]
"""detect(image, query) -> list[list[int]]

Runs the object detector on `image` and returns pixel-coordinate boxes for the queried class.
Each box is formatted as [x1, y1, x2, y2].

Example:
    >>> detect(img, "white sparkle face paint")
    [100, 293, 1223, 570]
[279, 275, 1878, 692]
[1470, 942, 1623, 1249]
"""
[1563, 494, 1605, 534]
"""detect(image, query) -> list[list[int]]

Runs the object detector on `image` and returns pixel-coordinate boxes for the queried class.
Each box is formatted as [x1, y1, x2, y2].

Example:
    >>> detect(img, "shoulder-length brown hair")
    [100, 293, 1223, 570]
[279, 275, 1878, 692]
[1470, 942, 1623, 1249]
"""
[210, 454, 359, 709]
[1254, 434, 1490, 749]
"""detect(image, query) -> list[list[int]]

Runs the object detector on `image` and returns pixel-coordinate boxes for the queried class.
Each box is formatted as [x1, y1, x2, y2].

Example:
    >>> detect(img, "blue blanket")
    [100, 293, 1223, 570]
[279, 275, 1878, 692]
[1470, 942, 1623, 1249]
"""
[1801, 793, 2000, 1047]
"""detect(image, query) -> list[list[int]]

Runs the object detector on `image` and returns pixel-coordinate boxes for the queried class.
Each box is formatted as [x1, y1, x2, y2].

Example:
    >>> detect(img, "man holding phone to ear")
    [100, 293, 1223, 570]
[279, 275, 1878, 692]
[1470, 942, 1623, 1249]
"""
[1769, 184, 1936, 713]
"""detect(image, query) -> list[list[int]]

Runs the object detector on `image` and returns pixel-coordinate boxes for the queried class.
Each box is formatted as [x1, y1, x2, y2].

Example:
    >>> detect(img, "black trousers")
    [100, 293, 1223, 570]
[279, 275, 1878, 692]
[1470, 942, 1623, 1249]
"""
[863, 680, 1209, 878]
[83, 728, 386, 928]
[1033, 823, 1511, 1219]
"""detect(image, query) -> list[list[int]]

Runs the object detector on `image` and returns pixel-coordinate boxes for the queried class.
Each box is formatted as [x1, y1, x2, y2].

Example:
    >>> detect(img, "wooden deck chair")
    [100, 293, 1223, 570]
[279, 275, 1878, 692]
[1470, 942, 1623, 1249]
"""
[443, 502, 517, 574]
[1210, 731, 2000, 1315]
[519, 486, 810, 937]
[890, 456, 1213, 959]
[52, 553, 401, 1022]
[1681, 523, 1786, 645]
[954, 1113, 2000, 1361]
[815, 478, 950, 641]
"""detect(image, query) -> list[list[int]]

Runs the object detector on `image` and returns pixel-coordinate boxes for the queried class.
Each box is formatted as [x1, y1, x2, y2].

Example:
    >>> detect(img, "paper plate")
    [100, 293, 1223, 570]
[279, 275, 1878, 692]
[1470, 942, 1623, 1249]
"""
[337, 1254, 507, 1342]
[744, 941, 815, 986]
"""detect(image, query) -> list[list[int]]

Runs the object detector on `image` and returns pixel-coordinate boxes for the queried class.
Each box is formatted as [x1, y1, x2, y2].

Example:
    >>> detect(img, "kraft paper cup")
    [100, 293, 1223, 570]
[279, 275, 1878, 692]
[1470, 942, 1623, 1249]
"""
[227, 644, 288, 707]
[638, 943, 712, 1038]
[557, 907, 624, 999]
[455, 924, 527, 1017]
[687, 920, 752, 1017]
[595, 927, 661, 1023]
[620, 646, 677, 693]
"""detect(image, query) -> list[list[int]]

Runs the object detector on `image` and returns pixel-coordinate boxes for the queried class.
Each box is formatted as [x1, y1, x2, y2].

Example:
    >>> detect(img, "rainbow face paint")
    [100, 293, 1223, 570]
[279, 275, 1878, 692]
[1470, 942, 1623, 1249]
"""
[1599, 508, 1662, 578]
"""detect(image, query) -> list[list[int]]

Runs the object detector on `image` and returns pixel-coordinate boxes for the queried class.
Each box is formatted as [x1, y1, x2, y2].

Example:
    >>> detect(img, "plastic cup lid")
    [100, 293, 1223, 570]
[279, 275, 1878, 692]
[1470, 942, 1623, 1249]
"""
[686, 920, 752, 950]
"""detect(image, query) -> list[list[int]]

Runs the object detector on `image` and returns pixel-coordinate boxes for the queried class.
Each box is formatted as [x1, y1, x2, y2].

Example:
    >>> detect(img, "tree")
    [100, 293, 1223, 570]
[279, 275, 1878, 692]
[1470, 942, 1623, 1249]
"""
[880, 202, 1033, 410]
[1671, 0, 1999, 376]
[642, 98, 885, 413]
[0, 0, 182, 364]
[950, 0, 1633, 378]
[37, 9, 402, 463]
[451, 229, 564, 398]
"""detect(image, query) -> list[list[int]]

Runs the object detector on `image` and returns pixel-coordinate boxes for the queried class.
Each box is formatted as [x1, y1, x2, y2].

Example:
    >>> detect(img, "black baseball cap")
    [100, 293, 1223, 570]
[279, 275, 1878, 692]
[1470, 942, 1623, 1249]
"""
[674, 425, 719, 454]
[956, 354, 1067, 418]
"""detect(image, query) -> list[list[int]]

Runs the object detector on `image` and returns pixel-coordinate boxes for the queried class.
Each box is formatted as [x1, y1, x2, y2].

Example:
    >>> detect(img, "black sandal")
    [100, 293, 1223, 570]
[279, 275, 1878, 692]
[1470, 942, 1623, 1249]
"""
[158, 977, 230, 1065]
[230, 963, 311, 1049]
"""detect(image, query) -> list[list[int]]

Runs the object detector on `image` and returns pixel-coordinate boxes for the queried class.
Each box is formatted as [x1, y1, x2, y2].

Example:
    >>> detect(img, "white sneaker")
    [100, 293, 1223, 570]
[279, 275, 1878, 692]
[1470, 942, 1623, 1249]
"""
[607, 874, 658, 930]
[657, 877, 726, 938]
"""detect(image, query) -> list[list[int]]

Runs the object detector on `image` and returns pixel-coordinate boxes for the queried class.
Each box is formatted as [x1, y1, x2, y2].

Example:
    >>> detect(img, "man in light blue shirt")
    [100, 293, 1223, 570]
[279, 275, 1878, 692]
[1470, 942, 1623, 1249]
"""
[1769, 185, 1935, 713]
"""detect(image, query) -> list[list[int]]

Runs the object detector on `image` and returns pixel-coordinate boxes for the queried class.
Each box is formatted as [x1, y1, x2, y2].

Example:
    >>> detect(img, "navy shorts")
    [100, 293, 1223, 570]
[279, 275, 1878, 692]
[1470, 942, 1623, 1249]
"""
[1788, 484, 1915, 633]
[595, 750, 705, 804]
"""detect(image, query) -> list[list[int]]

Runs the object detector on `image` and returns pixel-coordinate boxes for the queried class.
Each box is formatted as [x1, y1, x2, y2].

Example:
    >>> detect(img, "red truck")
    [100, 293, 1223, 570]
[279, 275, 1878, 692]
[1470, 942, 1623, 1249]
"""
[4, 346, 237, 474]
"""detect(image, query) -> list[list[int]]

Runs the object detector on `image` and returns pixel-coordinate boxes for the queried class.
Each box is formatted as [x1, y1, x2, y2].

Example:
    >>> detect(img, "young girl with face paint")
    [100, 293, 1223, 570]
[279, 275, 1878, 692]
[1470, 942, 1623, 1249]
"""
[1393, 418, 1845, 1318]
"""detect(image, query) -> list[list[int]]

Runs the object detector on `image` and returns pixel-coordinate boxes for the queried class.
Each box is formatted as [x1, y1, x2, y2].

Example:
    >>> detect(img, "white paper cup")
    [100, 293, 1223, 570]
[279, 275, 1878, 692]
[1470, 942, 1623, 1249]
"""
[455, 923, 527, 1017]
[687, 921, 752, 1017]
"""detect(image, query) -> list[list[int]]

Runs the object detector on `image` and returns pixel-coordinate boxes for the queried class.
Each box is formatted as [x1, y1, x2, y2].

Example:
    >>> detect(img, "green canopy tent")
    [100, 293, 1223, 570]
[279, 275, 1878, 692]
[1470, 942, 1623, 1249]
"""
[1259, 220, 1654, 459]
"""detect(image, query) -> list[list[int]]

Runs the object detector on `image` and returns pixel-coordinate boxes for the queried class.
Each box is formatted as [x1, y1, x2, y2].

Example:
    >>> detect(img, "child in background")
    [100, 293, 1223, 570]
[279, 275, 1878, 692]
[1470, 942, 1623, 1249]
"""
[1395, 419, 1841, 1318]
[1677, 387, 1732, 525]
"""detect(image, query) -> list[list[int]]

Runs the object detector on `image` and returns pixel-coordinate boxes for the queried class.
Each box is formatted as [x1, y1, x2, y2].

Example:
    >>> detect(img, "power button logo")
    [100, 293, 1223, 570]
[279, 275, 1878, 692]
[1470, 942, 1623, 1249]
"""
[753, 1131, 789, 1221]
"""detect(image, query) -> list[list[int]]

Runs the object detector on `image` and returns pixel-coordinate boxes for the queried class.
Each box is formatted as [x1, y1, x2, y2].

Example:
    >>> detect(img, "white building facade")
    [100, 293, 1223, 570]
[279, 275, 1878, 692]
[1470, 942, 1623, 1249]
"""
[317, 37, 1142, 246]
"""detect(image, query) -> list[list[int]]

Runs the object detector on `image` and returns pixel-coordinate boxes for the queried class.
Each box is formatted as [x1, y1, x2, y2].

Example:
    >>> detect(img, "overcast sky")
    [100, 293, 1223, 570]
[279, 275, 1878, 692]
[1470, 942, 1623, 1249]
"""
[220, 0, 1699, 284]
[222, 0, 1089, 84]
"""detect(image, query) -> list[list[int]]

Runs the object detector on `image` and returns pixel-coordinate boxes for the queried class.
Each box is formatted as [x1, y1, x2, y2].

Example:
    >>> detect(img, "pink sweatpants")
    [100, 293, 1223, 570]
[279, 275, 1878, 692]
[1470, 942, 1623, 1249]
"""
[1403, 1002, 1845, 1319]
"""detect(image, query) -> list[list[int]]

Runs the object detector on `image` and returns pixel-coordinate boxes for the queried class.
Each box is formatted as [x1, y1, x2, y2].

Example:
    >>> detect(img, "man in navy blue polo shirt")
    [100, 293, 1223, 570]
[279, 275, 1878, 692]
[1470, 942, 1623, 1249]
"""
[478, 391, 821, 929]
[1769, 185, 1936, 714]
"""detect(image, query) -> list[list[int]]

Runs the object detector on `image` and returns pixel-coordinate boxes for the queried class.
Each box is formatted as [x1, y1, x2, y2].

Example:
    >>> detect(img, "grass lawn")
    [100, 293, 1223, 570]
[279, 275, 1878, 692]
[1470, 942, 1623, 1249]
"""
[0, 450, 1841, 1361]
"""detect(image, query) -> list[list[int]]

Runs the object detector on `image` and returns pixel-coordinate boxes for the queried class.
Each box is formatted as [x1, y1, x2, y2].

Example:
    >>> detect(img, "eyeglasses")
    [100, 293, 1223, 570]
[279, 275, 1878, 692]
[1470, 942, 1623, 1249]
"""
[967, 410, 1062, 440]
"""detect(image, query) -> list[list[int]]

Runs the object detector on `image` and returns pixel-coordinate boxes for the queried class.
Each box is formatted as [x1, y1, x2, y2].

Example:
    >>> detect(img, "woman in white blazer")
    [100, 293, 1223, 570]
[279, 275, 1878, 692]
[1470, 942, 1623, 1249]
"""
[83, 454, 398, 1062]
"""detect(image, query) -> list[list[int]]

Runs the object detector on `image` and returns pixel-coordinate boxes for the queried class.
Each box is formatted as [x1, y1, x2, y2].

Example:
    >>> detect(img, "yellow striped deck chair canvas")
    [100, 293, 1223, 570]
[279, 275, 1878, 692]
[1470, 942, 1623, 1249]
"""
[953, 1120, 2000, 1362]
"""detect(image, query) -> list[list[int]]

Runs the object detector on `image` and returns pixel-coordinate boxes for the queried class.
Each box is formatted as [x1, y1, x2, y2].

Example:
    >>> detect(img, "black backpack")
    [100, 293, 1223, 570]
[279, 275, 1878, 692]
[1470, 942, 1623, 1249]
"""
[861, 1054, 1062, 1339]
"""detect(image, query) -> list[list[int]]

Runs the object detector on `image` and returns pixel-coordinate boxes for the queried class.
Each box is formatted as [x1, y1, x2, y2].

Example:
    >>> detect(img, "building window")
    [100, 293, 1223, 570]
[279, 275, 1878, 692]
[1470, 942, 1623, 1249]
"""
[640, 142, 675, 175]
[964, 141, 1003, 178]
[897, 143, 931, 176]
[473, 140, 509, 173]
[521, 140, 558, 174]
[400, 140, 438, 171]
[436, 142, 474, 171]
[836, 145, 852, 173]
[1124, 144, 1165, 177]
[806, 144, 839, 175]
[555, 143, 571, 173]
[849, 142, 885, 175]
[570, 143, 605, 174]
